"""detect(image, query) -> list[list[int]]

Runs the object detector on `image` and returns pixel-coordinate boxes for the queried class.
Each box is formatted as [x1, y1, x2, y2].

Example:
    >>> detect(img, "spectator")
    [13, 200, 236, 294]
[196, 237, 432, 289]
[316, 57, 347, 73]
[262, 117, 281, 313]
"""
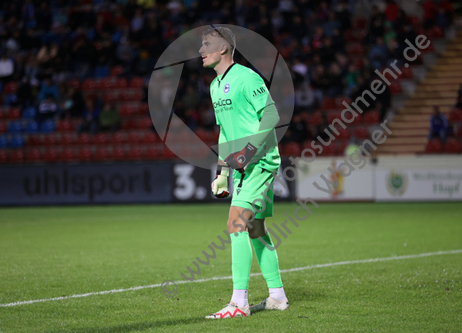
[455, 84, 462, 109]
[326, 62, 344, 97]
[295, 80, 315, 111]
[37, 43, 58, 71]
[345, 64, 359, 95]
[99, 103, 121, 132]
[0, 54, 14, 84]
[429, 106, 449, 143]
[37, 94, 58, 124]
[78, 99, 100, 134]
[369, 37, 389, 70]
[311, 64, 330, 104]
[39, 77, 59, 101]
[323, 11, 340, 37]
[423, 0, 436, 30]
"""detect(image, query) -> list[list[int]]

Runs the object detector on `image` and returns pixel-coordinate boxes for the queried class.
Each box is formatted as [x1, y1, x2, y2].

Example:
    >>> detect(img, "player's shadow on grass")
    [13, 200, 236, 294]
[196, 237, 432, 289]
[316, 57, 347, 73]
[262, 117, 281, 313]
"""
[48, 317, 209, 333]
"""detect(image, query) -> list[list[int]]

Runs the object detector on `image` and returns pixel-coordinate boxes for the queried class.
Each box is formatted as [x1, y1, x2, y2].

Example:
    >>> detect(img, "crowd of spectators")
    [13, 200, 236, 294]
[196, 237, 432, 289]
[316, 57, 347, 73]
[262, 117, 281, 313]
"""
[0, 0, 456, 144]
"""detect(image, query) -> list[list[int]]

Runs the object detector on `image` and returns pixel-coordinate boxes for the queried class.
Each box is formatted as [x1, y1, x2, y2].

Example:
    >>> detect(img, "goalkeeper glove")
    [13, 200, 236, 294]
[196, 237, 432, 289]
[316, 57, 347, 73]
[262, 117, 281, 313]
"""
[224, 142, 257, 174]
[211, 165, 230, 198]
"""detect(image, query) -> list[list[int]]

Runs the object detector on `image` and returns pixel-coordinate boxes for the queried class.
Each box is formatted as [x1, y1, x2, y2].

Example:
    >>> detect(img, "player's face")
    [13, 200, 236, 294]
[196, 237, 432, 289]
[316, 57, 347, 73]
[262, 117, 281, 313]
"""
[199, 35, 223, 68]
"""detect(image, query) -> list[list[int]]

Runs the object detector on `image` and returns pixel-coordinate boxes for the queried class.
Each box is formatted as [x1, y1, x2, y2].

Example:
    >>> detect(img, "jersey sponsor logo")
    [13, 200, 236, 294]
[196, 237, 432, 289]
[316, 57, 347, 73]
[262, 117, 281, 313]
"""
[237, 155, 246, 164]
[213, 98, 232, 108]
[252, 86, 266, 97]
[224, 83, 230, 93]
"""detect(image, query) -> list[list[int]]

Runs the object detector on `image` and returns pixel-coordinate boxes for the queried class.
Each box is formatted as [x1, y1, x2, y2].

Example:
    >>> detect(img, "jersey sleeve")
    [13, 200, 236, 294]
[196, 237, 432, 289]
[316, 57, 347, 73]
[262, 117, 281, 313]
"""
[243, 71, 279, 148]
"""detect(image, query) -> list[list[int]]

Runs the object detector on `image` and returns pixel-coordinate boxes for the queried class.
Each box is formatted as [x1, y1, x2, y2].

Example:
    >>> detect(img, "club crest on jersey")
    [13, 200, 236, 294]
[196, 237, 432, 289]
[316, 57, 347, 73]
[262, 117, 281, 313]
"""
[224, 83, 230, 93]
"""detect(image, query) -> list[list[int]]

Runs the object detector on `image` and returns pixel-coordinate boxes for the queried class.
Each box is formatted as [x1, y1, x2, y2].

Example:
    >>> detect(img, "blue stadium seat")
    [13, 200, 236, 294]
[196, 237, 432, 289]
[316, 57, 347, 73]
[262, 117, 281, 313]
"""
[9, 135, 25, 148]
[8, 121, 22, 133]
[0, 135, 7, 148]
[40, 120, 56, 133]
[22, 107, 36, 119]
[94, 66, 110, 78]
[24, 121, 38, 133]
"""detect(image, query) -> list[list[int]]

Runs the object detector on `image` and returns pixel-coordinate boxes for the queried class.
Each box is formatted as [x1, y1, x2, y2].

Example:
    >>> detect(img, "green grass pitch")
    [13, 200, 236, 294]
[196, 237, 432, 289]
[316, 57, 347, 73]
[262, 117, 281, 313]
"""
[0, 202, 461, 332]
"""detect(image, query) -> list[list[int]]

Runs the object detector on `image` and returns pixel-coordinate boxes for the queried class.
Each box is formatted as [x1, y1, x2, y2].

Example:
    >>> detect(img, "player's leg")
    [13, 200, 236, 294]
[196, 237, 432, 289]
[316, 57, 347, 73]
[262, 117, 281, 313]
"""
[249, 218, 289, 312]
[205, 205, 252, 319]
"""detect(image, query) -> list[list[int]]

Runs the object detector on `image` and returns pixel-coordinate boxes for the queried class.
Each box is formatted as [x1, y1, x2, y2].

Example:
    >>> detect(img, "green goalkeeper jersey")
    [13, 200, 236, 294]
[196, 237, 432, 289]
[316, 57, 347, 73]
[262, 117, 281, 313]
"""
[210, 63, 281, 171]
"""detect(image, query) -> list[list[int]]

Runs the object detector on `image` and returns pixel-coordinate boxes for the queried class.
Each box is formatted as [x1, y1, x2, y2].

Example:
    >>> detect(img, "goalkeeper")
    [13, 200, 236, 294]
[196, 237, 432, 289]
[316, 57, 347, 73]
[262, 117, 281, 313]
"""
[199, 27, 289, 319]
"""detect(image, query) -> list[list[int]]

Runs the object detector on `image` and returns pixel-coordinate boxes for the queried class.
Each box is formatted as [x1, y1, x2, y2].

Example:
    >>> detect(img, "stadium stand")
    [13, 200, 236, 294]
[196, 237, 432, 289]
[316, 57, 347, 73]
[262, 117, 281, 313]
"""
[0, 0, 459, 163]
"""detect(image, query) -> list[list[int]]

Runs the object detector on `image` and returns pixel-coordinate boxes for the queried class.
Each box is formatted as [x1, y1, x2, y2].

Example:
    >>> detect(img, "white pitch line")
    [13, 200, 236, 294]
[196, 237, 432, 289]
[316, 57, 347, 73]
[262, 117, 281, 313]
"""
[1, 249, 461, 308]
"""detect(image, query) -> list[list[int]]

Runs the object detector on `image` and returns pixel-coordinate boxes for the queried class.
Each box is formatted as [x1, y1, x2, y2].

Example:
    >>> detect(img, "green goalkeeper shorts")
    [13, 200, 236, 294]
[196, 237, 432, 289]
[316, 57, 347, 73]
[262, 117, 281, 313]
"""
[231, 164, 275, 219]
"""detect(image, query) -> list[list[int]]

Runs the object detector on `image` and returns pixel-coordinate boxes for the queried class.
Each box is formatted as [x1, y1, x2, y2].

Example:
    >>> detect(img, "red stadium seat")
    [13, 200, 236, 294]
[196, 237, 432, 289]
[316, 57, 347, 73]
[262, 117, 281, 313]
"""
[337, 141, 350, 155]
[0, 149, 7, 163]
[26, 148, 42, 163]
[425, 138, 443, 153]
[7, 107, 21, 119]
[100, 77, 116, 89]
[57, 120, 72, 132]
[428, 26, 444, 39]
[93, 147, 110, 161]
[9, 149, 24, 163]
[0, 122, 7, 133]
[408, 16, 420, 27]
[94, 133, 108, 145]
[115, 78, 128, 89]
[60, 147, 75, 162]
[77, 133, 92, 145]
[145, 146, 160, 160]
[455, 126, 462, 138]
[448, 109, 462, 122]
[400, 67, 413, 79]
[78, 147, 92, 161]
[321, 98, 336, 110]
[44, 148, 58, 162]
[119, 105, 134, 117]
[138, 117, 153, 129]
[68, 79, 80, 89]
[138, 103, 149, 115]
[43, 134, 59, 146]
[389, 81, 402, 94]
[320, 142, 336, 156]
[110, 65, 124, 76]
[130, 77, 144, 88]
[195, 129, 212, 142]
[143, 132, 158, 144]
[28, 135, 42, 146]
[81, 79, 97, 91]
[284, 142, 301, 157]
[443, 138, 462, 154]
[61, 133, 75, 145]
[353, 18, 367, 30]
[4, 82, 18, 93]
[127, 132, 141, 144]
[128, 146, 143, 160]
[121, 119, 136, 130]
[354, 126, 369, 139]
[112, 146, 126, 160]
[346, 43, 364, 56]
[336, 127, 351, 140]
[328, 112, 341, 124]
[111, 132, 126, 144]
[363, 110, 380, 124]
[308, 112, 322, 126]
[162, 146, 177, 159]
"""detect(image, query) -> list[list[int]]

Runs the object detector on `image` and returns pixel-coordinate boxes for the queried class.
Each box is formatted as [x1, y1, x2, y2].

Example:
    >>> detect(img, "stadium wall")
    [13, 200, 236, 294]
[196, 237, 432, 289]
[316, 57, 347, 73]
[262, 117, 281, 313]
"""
[1, 156, 460, 206]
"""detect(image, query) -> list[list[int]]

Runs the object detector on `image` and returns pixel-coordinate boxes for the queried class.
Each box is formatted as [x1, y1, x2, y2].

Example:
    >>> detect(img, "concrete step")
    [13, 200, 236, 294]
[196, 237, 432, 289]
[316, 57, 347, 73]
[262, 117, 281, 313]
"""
[412, 91, 459, 99]
[398, 106, 451, 114]
[417, 84, 459, 92]
[404, 98, 455, 107]
[394, 114, 430, 122]
[384, 137, 428, 145]
[390, 128, 429, 136]
[389, 121, 429, 129]
[376, 144, 425, 154]
[422, 77, 462, 85]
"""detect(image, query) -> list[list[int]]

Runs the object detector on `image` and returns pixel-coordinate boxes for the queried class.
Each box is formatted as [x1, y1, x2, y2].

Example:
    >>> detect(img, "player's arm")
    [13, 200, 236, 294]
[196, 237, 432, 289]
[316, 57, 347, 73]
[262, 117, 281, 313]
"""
[212, 130, 230, 198]
[225, 74, 279, 173]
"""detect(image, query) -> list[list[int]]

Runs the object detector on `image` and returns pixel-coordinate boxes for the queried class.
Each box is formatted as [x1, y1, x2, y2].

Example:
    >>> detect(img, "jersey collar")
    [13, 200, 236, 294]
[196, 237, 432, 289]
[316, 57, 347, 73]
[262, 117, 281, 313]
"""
[217, 63, 236, 86]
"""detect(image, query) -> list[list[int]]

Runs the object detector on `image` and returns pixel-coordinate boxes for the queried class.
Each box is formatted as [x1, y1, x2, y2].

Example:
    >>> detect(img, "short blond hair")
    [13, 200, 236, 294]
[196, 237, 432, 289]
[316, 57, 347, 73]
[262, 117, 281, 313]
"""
[202, 27, 236, 54]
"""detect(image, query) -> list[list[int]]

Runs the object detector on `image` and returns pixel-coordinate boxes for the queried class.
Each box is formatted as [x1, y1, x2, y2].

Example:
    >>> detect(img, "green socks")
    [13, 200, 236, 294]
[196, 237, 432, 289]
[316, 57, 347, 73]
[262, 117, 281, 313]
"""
[230, 231, 253, 290]
[251, 232, 283, 288]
